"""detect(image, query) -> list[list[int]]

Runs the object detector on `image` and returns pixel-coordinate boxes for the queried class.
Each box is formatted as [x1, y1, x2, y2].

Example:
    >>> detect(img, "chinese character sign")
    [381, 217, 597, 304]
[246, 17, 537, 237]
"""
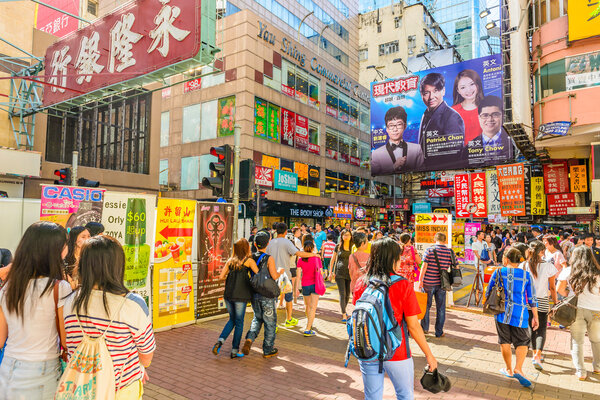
[255, 166, 273, 187]
[531, 177, 546, 215]
[370, 54, 514, 175]
[568, 0, 600, 41]
[543, 161, 570, 194]
[36, 0, 79, 38]
[486, 170, 501, 215]
[280, 108, 295, 146]
[548, 193, 576, 216]
[471, 172, 487, 218]
[454, 174, 470, 218]
[496, 163, 526, 216]
[43, 0, 201, 107]
[570, 165, 588, 192]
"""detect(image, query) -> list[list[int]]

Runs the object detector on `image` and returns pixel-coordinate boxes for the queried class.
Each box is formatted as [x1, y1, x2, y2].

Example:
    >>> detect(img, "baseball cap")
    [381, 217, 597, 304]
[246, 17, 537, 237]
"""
[254, 231, 271, 249]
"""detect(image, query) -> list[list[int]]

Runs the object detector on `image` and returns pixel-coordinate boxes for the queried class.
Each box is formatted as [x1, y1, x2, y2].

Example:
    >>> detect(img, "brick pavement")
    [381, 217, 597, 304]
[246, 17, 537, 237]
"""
[144, 285, 598, 400]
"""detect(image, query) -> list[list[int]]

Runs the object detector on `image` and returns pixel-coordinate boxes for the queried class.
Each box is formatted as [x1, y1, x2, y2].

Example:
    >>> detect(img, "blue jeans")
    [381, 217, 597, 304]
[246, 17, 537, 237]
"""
[0, 356, 60, 400]
[219, 300, 247, 351]
[245, 297, 277, 353]
[358, 358, 414, 400]
[420, 285, 446, 337]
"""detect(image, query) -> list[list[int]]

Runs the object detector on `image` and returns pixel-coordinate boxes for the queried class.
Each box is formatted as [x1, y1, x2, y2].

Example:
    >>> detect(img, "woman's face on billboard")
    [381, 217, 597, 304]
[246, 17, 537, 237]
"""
[457, 76, 477, 102]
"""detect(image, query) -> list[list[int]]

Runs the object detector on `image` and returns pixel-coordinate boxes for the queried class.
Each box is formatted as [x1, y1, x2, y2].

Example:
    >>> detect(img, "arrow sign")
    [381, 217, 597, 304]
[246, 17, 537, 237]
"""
[159, 226, 194, 239]
[432, 215, 438, 223]
[437, 215, 448, 223]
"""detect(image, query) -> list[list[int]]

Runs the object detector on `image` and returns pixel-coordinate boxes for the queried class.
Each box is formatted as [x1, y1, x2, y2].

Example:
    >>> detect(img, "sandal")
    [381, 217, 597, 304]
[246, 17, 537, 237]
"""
[499, 368, 513, 378]
[513, 373, 531, 388]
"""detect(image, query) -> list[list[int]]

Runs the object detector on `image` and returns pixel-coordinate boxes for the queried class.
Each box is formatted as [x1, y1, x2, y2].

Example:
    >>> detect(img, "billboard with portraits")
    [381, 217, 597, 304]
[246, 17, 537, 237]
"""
[370, 54, 514, 175]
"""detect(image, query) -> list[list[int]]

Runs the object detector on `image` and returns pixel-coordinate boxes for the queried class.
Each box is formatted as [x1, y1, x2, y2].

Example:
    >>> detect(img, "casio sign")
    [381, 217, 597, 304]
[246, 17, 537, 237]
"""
[43, 186, 103, 202]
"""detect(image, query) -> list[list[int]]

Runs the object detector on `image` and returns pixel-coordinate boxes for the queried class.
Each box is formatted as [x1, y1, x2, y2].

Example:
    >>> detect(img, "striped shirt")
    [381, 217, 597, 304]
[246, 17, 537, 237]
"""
[321, 241, 336, 259]
[63, 291, 156, 390]
[486, 267, 537, 328]
[423, 245, 452, 286]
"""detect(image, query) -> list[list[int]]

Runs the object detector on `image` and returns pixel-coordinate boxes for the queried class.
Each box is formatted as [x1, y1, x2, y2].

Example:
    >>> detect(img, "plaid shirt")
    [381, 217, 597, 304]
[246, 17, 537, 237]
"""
[486, 267, 537, 328]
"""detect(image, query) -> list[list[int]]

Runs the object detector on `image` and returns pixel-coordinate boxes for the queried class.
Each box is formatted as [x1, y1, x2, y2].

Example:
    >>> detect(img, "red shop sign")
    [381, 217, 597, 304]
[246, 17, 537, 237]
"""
[255, 166, 273, 187]
[281, 108, 295, 147]
[547, 193, 576, 216]
[428, 188, 454, 198]
[295, 114, 309, 150]
[308, 143, 320, 155]
[543, 161, 569, 194]
[43, 0, 202, 107]
[183, 77, 202, 93]
[454, 174, 470, 218]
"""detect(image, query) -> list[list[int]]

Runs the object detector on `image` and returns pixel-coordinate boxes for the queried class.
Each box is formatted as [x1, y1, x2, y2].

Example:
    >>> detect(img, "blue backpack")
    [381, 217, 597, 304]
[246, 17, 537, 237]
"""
[345, 275, 405, 373]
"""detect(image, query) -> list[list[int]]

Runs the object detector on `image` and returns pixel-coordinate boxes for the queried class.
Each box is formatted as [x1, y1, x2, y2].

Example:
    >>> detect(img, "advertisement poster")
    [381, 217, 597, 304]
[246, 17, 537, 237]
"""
[544, 161, 570, 194]
[497, 163, 526, 216]
[566, 51, 600, 91]
[261, 154, 280, 171]
[548, 193, 577, 216]
[274, 170, 298, 191]
[254, 98, 268, 139]
[197, 202, 235, 319]
[570, 165, 588, 192]
[153, 199, 196, 330]
[531, 177, 546, 215]
[35, 0, 79, 37]
[295, 114, 309, 151]
[295, 162, 309, 195]
[370, 54, 514, 175]
[414, 213, 452, 255]
[568, 1, 600, 42]
[255, 166, 274, 187]
[101, 192, 156, 306]
[464, 222, 481, 264]
[471, 172, 487, 218]
[454, 174, 470, 218]
[486, 170, 502, 216]
[267, 103, 280, 142]
[281, 108, 295, 146]
[40, 185, 105, 228]
[452, 222, 465, 263]
[217, 96, 236, 137]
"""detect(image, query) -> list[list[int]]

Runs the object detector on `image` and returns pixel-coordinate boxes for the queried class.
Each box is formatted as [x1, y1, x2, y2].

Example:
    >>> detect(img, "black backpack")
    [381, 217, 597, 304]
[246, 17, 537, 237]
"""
[250, 253, 280, 298]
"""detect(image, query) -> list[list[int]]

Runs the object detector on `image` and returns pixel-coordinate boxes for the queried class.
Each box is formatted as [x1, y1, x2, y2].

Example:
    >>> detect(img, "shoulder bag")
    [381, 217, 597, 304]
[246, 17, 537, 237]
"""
[250, 253, 280, 298]
[449, 250, 462, 287]
[483, 269, 505, 315]
[549, 295, 578, 327]
[433, 248, 452, 292]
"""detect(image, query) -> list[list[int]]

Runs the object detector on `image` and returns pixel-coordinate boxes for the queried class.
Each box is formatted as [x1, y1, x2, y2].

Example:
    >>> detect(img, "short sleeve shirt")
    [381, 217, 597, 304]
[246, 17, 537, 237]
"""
[353, 274, 421, 361]
[524, 261, 558, 298]
[266, 237, 299, 277]
[471, 241, 485, 266]
[423, 245, 452, 286]
[314, 231, 327, 251]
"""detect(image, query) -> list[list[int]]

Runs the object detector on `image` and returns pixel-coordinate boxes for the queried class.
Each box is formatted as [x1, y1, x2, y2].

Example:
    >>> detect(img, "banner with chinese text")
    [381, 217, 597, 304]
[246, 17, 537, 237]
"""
[496, 163, 526, 216]
[281, 108, 295, 146]
[531, 177, 546, 215]
[267, 103, 280, 142]
[548, 193, 576, 216]
[197, 202, 235, 319]
[295, 114, 309, 151]
[454, 174, 470, 218]
[471, 172, 487, 218]
[40, 185, 105, 228]
[101, 192, 156, 308]
[486, 170, 501, 215]
[570, 165, 588, 192]
[544, 161, 569, 194]
[217, 96, 235, 137]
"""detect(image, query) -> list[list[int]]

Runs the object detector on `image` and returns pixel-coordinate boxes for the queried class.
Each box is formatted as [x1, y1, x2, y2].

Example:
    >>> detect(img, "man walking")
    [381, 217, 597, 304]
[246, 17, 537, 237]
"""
[266, 222, 318, 327]
[471, 230, 491, 288]
[314, 223, 327, 252]
[419, 232, 452, 337]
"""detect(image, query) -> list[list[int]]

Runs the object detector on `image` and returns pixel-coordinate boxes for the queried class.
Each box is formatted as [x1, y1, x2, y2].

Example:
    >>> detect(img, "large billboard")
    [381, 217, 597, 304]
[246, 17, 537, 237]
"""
[568, 1, 600, 42]
[370, 54, 514, 175]
[35, 0, 80, 38]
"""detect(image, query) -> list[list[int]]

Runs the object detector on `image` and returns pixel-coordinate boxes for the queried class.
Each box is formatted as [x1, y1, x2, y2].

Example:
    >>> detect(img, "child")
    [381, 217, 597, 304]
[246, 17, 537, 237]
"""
[320, 233, 336, 279]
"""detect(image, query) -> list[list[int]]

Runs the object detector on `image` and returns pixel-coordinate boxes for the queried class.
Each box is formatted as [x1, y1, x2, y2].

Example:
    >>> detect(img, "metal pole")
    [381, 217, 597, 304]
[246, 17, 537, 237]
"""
[30, 0, 91, 24]
[393, 175, 397, 226]
[232, 125, 241, 241]
[71, 151, 78, 185]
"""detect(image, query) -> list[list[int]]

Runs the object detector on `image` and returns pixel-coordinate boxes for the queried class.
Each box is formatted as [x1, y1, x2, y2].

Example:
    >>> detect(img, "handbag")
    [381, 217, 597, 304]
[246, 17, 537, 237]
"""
[549, 295, 578, 327]
[53, 281, 68, 372]
[433, 249, 452, 292]
[314, 259, 327, 296]
[420, 366, 451, 394]
[449, 250, 462, 287]
[483, 269, 505, 315]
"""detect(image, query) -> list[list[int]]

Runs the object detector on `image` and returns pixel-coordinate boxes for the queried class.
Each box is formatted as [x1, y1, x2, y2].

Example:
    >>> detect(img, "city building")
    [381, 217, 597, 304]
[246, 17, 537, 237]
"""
[357, 2, 454, 88]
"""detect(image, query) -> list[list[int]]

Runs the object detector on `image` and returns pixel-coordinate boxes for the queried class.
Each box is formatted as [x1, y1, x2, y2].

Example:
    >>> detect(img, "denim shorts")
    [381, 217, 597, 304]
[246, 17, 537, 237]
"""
[302, 284, 316, 296]
[0, 356, 60, 400]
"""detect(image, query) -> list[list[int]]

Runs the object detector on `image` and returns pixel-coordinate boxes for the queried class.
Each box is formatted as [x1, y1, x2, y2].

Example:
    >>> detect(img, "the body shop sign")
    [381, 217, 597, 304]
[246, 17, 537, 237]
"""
[255, 166, 273, 187]
[274, 170, 298, 191]
[43, 0, 203, 107]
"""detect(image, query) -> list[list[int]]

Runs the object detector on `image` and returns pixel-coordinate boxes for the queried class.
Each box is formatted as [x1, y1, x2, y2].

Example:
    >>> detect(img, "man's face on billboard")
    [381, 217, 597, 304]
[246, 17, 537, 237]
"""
[386, 118, 405, 143]
[479, 105, 502, 137]
[421, 84, 444, 110]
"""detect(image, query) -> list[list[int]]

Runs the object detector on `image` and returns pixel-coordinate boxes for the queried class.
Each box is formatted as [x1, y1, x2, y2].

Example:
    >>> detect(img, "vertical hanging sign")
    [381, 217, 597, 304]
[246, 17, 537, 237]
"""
[570, 165, 588, 192]
[471, 172, 487, 218]
[496, 163, 526, 216]
[486, 170, 501, 215]
[454, 174, 470, 218]
[280, 108, 295, 147]
[295, 114, 309, 150]
[531, 177, 546, 215]
[544, 161, 569, 194]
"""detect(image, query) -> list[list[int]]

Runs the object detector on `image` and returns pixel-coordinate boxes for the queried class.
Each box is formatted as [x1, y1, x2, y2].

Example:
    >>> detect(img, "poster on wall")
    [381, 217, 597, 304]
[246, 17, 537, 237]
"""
[196, 202, 235, 319]
[414, 213, 452, 255]
[40, 185, 105, 228]
[570, 165, 588, 192]
[464, 222, 481, 264]
[452, 222, 465, 263]
[497, 163, 526, 216]
[101, 192, 156, 306]
[548, 193, 577, 216]
[152, 199, 196, 330]
[295, 114, 309, 150]
[281, 108, 295, 146]
[267, 103, 280, 142]
[370, 54, 514, 175]
[35, 0, 79, 38]
[217, 96, 236, 137]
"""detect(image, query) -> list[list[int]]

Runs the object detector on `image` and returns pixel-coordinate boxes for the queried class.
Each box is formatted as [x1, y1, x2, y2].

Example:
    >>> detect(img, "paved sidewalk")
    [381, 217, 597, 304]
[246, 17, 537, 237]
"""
[144, 285, 598, 400]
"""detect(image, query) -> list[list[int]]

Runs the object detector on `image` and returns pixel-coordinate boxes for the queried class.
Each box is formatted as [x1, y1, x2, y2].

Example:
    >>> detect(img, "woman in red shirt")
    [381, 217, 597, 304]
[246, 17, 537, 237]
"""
[452, 69, 484, 144]
[354, 238, 438, 399]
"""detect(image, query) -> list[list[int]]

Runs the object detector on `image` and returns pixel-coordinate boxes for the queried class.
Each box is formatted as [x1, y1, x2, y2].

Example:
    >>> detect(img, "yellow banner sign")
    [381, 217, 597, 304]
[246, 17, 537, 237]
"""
[570, 165, 588, 192]
[152, 199, 196, 330]
[531, 177, 546, 215]
[262, 155, 279, 171]
[568, 1, 600, 41]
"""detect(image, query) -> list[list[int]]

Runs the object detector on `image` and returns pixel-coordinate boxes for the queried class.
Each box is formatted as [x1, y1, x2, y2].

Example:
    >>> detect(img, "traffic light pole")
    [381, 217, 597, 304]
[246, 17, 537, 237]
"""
[72, 151, 78, 185]
[256, 190, 261, 230]
[232, 126, 241, 242]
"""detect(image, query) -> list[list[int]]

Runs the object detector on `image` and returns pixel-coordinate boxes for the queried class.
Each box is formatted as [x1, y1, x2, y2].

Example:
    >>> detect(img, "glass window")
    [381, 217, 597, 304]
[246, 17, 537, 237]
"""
[338, 92, 350, 124]
[394, 17, 401, 28]
[159, 159, 168, 185]
[540, 59, 566, 97]
[349, 99, 358, 128]
[308, 121, 320, 153]
[296, 70, 309, 104]
[360, 105, 370, 134]
[182, 104, 201, 143]
[338, 173, 350, 194]
[282, 60, 296, 96]
[201, 100, 218, 140]
[358, 48, 368, 61]
[160, 111, 169, 147]
[181, 156, 199, 190]
[359, 142, 370, 166]
[325, 169, 338, 192]
[379, 41, 399, 56]
[308, 165, 320, 189]
[326, 128, 338, 160]
[265, 66, 282, 91]
[326, 85, 339, 118]
[201, 65, 225, 88]
[309, 75, 320, 108]
[338, 133, 350, 163]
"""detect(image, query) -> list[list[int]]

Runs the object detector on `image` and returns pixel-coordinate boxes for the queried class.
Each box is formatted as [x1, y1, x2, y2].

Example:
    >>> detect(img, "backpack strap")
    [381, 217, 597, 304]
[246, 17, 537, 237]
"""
[75, 294, 128, 339]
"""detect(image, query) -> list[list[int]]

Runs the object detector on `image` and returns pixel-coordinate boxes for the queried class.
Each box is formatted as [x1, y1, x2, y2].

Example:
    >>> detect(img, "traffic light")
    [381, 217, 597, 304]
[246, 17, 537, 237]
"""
[54, 168, 71, 185]
[202, 145, 232, 198]
[239, 159, 255, 201]
[258, 189, 268, 214]
[77, 177, 100, 187]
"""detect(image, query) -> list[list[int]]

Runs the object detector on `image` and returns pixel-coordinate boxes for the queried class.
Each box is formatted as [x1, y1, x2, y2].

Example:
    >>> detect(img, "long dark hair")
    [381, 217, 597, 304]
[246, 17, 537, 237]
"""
[340, 229, 353, 251]
[65, 226, 88, 266]
[569, 246, 600, 295]
[452, 69, 484, 106]
[364, 237, 401, 284]
[526, 240, 545, 279]
[4, 221, 66, 317]
[73, 235, 129, 316]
